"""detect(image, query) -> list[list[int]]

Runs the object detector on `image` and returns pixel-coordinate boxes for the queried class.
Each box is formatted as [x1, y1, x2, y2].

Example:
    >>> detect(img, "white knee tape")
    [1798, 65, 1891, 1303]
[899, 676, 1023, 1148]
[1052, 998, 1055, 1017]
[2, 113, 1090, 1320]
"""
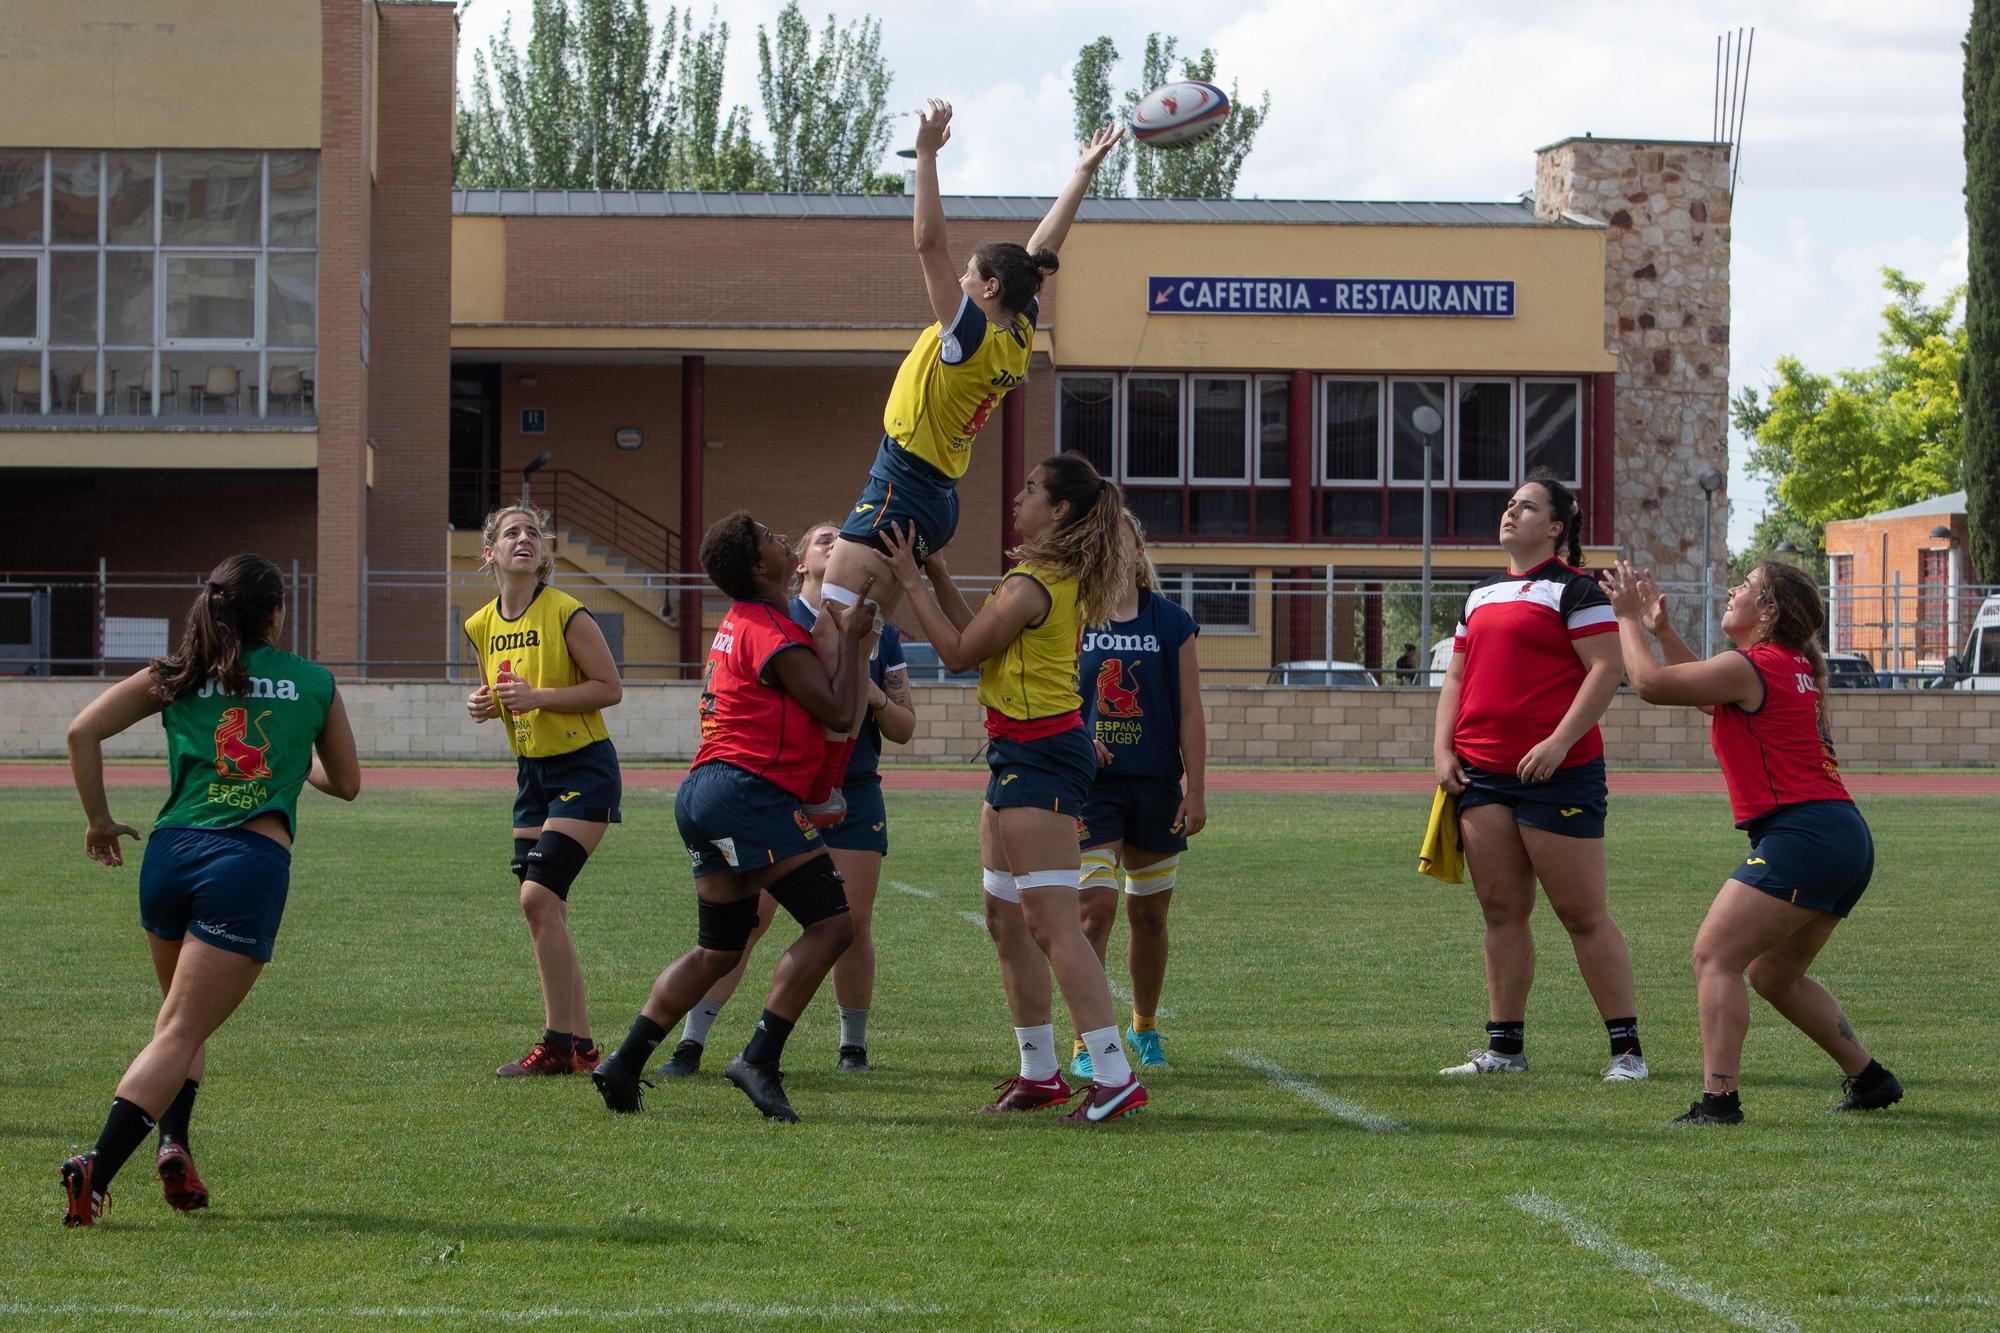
[982, 867, 1020, 904]
[1123, 855, 1180, 897]
[821, 581, 863, 608]
[1014, 868, 1083, 892]
[1080, 849, 1120, 892]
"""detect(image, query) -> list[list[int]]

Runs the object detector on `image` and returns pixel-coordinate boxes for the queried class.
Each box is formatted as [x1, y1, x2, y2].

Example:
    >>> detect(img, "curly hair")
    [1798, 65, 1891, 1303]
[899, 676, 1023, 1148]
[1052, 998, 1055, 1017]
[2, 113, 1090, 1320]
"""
[700, 510, 765, 601]
[479, 505, 557, 585]
[1122, 508, 1160, 592]
[1010, 453, 1130, 626]
[150, 554, 286, 703]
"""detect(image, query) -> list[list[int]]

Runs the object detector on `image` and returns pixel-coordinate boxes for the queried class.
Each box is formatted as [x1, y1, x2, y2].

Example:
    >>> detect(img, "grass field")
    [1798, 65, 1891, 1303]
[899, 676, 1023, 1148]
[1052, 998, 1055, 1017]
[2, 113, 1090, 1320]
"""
[3, 786, 1996, 1330]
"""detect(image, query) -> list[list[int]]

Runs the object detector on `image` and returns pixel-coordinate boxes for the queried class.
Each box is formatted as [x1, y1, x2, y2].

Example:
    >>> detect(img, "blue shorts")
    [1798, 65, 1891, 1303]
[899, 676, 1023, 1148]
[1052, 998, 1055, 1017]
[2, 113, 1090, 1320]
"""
[986, 728, 1097, 815]
[139, 824, 292, 963]
[1457, 756, 1608, 840]
[514, 738, 622, 828]
[1735, 800, 1875, 917]
[676, 761, 823, 878]
[1079, 774, 1188, 855]
[837, 438, 960, 562]
[824, 780, 889, 856]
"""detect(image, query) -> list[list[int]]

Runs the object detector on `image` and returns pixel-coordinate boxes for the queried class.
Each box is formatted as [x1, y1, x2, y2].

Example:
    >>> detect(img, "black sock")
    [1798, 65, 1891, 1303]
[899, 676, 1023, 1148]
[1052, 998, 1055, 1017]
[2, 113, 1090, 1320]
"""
[90, 1097, 158, 1188]
[1605, 1016, 1642, 1059]
[574, 1032, 595, 1051]
[741, 1009, 796, 1067]
[613, 1015, 668, 1071]
[1857, 1058, 1888, 1082]
[544, 1027, 570, 1052]
[1486, 1021, 1525, 1057]
[158, 1079, 199, 1148]
[1702, 1089, 1740, 1111]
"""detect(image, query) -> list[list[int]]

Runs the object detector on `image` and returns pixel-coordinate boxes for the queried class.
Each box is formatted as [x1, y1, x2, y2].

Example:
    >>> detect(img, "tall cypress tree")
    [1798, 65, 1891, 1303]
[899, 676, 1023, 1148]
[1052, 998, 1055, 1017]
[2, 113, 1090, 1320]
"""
[1966, 0, 2000, 582]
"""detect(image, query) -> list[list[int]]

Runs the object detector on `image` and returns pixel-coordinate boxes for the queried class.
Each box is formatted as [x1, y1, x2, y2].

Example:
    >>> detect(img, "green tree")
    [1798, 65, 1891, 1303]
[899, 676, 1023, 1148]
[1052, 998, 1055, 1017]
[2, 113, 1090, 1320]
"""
[1734, 269, 1966, 526]
[662, 8, 771, 190]
[1728, 504, 1828, 583]
[1070, 38, 1133, 198]
[1967, 0, 2000, 581]
[1067, 33, 1269, 198]
[755, 1, 898, 193]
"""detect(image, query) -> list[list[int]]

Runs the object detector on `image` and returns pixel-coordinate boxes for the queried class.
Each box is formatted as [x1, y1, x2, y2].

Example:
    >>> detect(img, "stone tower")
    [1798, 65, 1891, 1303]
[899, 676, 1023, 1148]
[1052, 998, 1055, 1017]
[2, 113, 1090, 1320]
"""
[1535, 137, 1733, 617]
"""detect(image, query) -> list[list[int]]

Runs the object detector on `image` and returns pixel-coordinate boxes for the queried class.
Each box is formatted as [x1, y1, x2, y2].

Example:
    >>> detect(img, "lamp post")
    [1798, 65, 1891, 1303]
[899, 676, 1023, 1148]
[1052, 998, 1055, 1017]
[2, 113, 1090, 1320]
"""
[1698, 468, 1725, 657]
[521, 450, 553, 506]
[1412, 404, 1444, 657]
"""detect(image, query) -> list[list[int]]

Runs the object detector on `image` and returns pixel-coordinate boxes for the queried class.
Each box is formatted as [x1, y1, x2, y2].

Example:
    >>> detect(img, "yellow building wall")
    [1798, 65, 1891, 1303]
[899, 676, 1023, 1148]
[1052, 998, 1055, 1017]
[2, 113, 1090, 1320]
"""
[0, 432, 316, 470]
[1056, 225, 1617, 373]
[452, 218, 508, 324]
[0, 0, 322, 148]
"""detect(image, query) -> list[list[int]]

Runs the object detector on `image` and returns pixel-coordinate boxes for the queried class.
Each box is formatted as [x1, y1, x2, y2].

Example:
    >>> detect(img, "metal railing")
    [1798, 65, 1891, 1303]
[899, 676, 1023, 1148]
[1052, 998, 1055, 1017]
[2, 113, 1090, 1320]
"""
[448, 469, 679, 575]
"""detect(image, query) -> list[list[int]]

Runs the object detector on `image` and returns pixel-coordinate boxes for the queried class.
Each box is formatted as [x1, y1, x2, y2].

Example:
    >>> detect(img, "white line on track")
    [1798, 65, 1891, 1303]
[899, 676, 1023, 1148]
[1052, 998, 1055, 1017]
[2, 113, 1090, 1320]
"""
[955, 909, 988, 928]
[0, 1300, 947, 1324]
[886, 880, 936, 899]
[1107, 978, 1177, 1021]
[1509, 1190, 1800, 1333]
[1228, 1049, 1405, 1133]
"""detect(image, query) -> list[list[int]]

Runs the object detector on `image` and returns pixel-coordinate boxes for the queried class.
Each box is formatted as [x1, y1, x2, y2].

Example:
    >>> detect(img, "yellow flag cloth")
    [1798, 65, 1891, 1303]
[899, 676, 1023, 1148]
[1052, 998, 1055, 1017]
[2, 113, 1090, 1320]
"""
[1418, 785, 1464, 884]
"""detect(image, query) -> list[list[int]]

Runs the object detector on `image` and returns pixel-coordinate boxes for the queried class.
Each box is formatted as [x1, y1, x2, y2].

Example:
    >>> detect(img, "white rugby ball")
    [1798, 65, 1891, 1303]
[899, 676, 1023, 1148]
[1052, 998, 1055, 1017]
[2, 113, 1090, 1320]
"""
[1129, 80, 1231, 149]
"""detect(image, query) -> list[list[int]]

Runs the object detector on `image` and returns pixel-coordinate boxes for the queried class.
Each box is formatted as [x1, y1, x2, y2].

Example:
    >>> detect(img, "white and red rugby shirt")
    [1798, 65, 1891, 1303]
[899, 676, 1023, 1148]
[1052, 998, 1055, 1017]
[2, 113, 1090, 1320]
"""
[1451, 558, 1618, 773]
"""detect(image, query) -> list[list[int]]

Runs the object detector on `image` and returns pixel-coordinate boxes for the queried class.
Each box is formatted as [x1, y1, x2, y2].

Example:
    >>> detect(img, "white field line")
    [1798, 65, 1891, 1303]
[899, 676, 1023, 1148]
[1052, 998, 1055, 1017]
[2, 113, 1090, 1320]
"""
[0, 1300, 946, 1324]
[955, 909, 988, 928]
[1509, 1191, 1801, 1333]
[886, 880, 936, 899]
[1228, 1049, 1405, 1133]
[1107, 978, 1177, 1021]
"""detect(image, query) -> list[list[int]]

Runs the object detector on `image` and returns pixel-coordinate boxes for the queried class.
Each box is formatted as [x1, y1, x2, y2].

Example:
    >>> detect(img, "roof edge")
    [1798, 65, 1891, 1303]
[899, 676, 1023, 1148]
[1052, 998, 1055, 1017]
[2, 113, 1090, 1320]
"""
[1535, 135, 1734, 155]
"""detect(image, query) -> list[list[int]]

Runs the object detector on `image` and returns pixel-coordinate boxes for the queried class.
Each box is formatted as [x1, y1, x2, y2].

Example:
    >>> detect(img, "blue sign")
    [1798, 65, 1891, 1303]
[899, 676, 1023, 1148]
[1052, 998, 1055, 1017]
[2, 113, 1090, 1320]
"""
[1149, 275, 1516, 318]
[520, 408, 546, 434]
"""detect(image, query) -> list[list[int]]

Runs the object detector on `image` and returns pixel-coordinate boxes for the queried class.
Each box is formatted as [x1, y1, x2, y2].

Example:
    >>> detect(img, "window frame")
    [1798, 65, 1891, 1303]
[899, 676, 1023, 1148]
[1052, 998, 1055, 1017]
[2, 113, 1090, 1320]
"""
[1450, 375, 1517, 489]
[1318, 374, 1384, 484]
[1155, 566, 1256, 634]
[1386, 376, 1450, 490]
[1121, 372, 1186, 485]
[1254, 374, 1293, 486]
[1519, 376, 1584, 484]
[1187, 371, 1253, 483]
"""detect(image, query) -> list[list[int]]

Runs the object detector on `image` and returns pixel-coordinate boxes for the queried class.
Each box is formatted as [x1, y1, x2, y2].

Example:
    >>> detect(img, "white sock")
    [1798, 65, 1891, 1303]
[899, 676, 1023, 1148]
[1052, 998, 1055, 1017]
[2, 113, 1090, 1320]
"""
[1015, 1024, 1058, 1081]
[838, 1005, 869, 1050]
[1081, 1024, 1133, 1087]
[682, 996, 723, 1046]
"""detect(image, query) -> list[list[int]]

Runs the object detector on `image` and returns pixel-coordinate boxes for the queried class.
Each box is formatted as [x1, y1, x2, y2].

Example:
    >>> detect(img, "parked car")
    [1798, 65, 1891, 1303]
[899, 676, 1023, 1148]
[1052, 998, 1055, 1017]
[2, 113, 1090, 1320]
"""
[899, 641, 979, 683]
[1267, 660, 1379, 687]
[1824, 652, 1880, 689]
[1944, 594, 2000, 691]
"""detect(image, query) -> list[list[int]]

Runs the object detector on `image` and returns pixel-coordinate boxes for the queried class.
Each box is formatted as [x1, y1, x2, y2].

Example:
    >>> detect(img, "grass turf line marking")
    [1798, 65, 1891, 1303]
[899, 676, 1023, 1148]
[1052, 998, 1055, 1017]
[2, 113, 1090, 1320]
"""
[1107, 978, 1177, 1021]
[1509, 1191, 1800, 1333]
[956, 909, 988, 928]
[887, 880, 938, 899]
[0, 1300, 947, 1323]
[1228, 1049, 1405, 1133]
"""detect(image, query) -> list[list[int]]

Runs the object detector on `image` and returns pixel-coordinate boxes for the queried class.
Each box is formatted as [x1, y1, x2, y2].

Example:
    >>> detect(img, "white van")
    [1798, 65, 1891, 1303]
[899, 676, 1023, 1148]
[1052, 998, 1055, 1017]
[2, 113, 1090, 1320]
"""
[1948, 595, 2000, 690]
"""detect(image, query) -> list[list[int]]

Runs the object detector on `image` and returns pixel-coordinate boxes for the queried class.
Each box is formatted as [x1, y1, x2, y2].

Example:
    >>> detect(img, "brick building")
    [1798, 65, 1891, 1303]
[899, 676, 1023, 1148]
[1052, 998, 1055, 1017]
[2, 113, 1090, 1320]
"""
[1824, 490, 1976, 675]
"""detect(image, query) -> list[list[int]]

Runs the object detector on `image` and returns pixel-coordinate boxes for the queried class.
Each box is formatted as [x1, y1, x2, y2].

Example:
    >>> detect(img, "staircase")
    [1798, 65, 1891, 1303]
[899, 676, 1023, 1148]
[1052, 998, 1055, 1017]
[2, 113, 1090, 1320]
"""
[552, 523, 679, 628]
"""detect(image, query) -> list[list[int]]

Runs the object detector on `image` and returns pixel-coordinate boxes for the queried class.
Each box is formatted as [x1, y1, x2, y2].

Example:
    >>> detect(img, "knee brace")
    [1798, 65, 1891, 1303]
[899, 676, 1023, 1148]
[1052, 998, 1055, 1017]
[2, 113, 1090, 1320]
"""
[1014, 868, 1083, 892]
[1123, 854, 1180, 897]
[1080, 848, 1120, 892]
[520, 830, 590, 901]
[510, 836, 536, 883]
[982, 867, 1020, 904]
[768, 853, 850, 928]
[697, 894, 761, 951]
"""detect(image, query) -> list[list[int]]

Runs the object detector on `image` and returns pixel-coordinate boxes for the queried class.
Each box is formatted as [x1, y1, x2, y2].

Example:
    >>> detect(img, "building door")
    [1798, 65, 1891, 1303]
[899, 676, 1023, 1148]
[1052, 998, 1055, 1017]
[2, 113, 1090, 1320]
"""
[449, 363, 502, 529]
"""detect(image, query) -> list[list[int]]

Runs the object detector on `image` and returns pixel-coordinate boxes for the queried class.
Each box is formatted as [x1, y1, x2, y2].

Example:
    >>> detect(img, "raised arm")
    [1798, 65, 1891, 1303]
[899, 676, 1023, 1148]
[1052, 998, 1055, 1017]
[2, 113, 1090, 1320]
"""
[1602, 561, 1762, 711]
[921, 549, 977, 632]
[66, 669, 163, 867]
[883, 524, 1042, 673]
[769, 605, 872, 732]
[911, 99, 963, 327]
[1027, 125, 1123, 256]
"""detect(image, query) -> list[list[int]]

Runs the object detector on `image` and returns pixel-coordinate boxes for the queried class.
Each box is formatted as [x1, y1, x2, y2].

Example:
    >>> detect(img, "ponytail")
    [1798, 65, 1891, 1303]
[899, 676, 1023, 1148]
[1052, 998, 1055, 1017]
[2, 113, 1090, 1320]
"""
[1011, 453, 1130, 626]
[150, 553, 286, 703]
[1524, 468, 1584, 566]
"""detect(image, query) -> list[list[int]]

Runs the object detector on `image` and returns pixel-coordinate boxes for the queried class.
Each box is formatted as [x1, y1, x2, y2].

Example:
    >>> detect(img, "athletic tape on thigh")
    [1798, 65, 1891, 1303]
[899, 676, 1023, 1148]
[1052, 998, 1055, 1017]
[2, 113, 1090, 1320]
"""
[1013, 867, 1083, 892]
[522, 830, 589, 900]
[768, 853, 850, 927]
[982, 867, 1020, 904]
[820, 582, 863, 608]
[1123, 854, 1180, 897]
[1080, 849, 1120, 892]
[697, 894, 760, 951]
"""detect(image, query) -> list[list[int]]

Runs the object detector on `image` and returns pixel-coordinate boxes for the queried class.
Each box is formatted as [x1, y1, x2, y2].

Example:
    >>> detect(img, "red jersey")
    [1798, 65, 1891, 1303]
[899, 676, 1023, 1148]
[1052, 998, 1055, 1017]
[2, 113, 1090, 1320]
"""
[1452, 558, 1618, 772]
[1709, 641, 1851, 826]
[692, 600, 825, 800]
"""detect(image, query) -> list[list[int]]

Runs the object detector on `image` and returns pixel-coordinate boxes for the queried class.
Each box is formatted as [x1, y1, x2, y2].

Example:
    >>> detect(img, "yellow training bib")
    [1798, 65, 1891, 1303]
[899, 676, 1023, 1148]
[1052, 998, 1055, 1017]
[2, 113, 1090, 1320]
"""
[464, 584, 610, 758]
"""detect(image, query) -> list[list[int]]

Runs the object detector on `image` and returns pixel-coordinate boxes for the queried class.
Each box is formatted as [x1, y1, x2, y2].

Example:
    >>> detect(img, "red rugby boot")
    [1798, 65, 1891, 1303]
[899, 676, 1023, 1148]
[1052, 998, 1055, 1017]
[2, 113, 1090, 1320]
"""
[157, 1140, 210, 1212]
[973, 1073, 1071, 1114]
[1054, 1077, 1148, 1125]
[570, 1041, 602, 1073]
[60, 1154, 107, 1228]
[496, 1039, 572, 1077]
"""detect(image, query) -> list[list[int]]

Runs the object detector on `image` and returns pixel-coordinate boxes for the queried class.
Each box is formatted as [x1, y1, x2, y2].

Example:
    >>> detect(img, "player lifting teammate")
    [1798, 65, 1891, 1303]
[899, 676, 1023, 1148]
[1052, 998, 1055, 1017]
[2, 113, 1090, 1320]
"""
[465, 506, 625, 1079]
[59, 555, 359, 1226]
[882, 453, 1148, 1124]
[1603, 559, 1902, 1126]
[803, 98, 1122, 829]
[591, 512, 871, 1123]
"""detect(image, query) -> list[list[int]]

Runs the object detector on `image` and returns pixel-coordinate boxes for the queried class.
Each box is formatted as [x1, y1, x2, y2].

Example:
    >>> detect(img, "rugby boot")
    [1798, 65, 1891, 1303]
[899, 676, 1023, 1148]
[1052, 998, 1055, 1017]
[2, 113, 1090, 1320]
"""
[655, 1038, 704, 1079]
[496, 1039, 571, 1078]
[569, 1041, 602, 1073]
[1069, 1046, 1094, 1081]
[725, 1056, 800, 1123]
[1830, 1064, 1903, 1112]
[1053, 1077, 1149, 1125]
[1439, 1048, 1527, 1076]
[1127, 1027, 1170, 1069]
[590, 1052, 653, 1114]
[1601, 1053, 1650, 1081]
[60, 1154, 106, 1228]
[835, 1044, 872, 1073]
[1670, 1097, 1744, 1126]
[973, 1073, 1071, 1114]
[156, 1140, 209, 1212]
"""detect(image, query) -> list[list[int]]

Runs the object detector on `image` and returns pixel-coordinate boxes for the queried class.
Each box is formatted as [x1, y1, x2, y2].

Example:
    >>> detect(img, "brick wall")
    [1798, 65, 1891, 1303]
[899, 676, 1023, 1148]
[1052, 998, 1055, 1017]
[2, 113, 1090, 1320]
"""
[8, 681, 1994, 769]
[1823, 509, 1977, 669]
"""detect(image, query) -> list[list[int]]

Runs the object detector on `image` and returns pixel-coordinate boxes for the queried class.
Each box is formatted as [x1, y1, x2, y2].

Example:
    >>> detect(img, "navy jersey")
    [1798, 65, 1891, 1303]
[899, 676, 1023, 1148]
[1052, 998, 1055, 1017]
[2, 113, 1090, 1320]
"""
[790, 597, 906, 785]
[1079, 589, 1200, 780]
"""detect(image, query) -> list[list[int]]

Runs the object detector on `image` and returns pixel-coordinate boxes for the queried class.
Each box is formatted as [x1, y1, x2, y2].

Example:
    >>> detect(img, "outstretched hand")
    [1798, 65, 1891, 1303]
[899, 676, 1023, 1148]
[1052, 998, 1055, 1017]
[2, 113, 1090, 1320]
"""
[1076, 124, 1124, 174]
[1634, 568, 1671, 636]
[915, 99, 953, 155]
[877, 523, 926, 591]
[1599, 560, 1649, 623]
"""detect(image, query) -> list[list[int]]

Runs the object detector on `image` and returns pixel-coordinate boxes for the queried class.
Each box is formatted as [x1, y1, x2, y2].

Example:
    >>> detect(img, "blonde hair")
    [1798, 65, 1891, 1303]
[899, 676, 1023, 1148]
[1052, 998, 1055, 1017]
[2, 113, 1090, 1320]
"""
[1010, 453, 1130, 626]
[1122, 509, 1161, 591]
[791, 518, 840, 595]
[479, 505, 557, 585]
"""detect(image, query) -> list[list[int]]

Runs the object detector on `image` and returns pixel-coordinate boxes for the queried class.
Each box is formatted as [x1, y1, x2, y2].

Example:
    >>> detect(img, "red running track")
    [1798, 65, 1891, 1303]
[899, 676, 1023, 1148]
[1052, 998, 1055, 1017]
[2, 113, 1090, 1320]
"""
[3, 764, 1994, 796]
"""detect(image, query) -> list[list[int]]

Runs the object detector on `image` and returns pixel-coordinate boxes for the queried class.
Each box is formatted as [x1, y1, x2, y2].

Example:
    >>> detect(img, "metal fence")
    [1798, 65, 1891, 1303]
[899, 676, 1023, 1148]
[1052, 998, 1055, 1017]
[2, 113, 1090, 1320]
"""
[3, 564, 1992, 689]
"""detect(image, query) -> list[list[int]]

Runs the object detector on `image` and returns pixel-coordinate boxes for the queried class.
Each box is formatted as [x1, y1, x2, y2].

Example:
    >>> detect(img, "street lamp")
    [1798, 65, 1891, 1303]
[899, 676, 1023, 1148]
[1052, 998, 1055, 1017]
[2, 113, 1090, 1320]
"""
[1412, 404, 1444, 657]
[1698, 468, 1725, 657]
[521, 450, 553, 505]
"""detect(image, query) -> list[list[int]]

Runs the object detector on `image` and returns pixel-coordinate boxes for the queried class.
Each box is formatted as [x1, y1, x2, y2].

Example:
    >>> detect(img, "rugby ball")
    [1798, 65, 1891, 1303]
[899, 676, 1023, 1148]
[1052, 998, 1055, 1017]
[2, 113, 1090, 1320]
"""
[1130, 80, 1231, 149]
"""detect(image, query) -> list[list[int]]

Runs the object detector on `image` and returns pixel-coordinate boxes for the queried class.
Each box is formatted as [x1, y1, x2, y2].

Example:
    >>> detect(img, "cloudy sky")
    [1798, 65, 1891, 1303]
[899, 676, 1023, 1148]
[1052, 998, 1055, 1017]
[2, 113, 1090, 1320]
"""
[456, 0, 1972, 549]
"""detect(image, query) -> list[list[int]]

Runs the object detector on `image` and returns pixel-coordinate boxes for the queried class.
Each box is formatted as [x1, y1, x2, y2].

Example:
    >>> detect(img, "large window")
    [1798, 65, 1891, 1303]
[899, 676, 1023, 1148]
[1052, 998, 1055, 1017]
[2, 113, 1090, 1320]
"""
[1828, 554, 1853, 652]
[0, 149, 318, 422]
[1156, 567, 1254, 632]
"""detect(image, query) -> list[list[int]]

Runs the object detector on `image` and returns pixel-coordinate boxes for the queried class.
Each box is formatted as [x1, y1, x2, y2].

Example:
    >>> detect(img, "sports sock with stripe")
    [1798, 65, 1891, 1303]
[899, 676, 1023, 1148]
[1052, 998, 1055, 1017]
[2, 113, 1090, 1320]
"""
[1605, 1017, 1642, 1059]
[1081, 1025, 1133, 1087]
[741, 1009, 795, 1066]
[613, 1014, 668, 1071]
[1486, 1021, 1525, 1057]
[1016, 1025, 1058, 1081]
[681, 997, 723, 1047]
